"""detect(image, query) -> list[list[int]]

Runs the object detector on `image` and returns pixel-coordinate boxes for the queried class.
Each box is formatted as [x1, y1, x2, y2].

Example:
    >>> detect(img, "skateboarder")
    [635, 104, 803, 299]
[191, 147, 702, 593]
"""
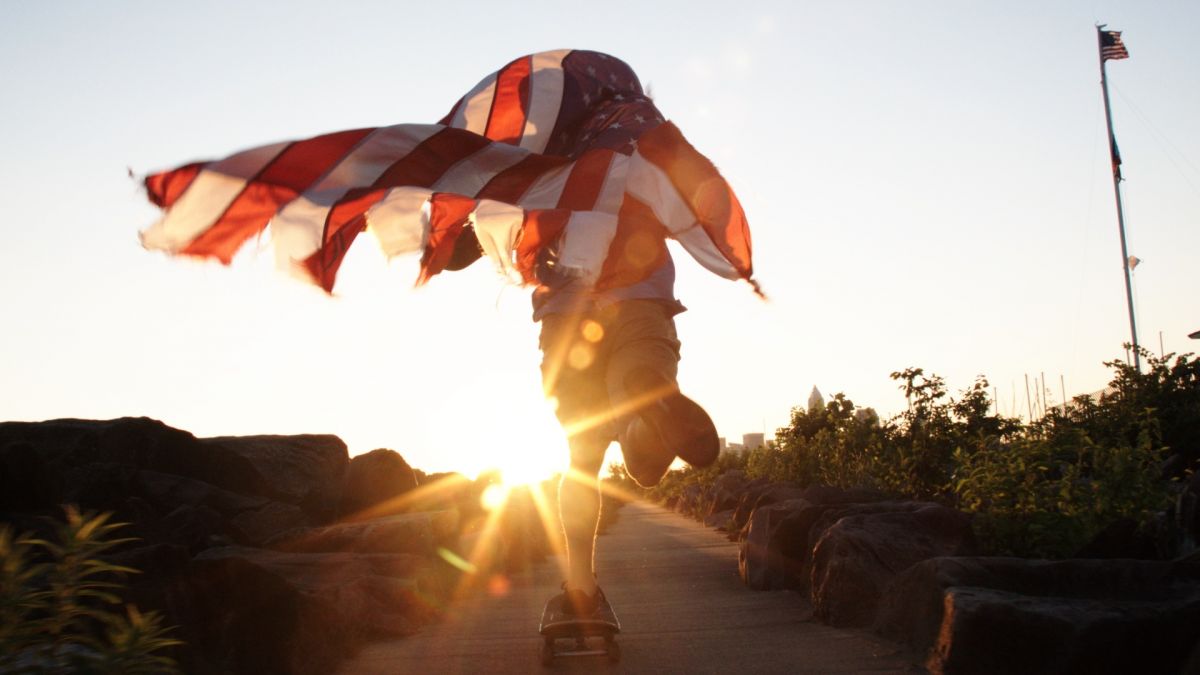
[448, 230, 720, 617]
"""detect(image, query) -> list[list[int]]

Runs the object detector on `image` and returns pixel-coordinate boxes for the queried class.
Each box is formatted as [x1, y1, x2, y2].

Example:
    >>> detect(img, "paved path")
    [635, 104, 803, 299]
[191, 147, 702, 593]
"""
[338, 501, 920, 674]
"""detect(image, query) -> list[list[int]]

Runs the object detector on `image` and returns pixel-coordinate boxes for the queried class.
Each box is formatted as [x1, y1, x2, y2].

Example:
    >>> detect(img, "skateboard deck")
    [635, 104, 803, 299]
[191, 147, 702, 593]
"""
[538, 591, 621, 665]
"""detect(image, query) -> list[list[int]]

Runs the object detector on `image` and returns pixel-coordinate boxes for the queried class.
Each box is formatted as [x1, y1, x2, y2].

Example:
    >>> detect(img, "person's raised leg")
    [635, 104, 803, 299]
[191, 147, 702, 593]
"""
[607, 301, 719, 484]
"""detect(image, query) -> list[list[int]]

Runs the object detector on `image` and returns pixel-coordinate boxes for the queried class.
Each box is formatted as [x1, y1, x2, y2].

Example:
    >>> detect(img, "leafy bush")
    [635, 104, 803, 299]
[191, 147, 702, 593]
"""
[954, 425, 1170, 557]
[0, 507, 182, 674]
[642, 347, 1196, 558]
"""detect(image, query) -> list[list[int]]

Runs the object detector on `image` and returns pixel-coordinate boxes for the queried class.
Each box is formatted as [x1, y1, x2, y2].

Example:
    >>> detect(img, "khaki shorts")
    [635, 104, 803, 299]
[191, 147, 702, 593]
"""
[538, 300, 681, 463]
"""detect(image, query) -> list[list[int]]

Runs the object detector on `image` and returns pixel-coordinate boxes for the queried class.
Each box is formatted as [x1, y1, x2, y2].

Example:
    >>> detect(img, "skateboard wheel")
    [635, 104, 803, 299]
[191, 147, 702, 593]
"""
[606, 638, 621, 663]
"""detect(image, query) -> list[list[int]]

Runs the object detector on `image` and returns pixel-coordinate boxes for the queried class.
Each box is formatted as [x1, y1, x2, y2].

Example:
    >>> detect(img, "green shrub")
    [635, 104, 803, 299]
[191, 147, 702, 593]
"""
[954, 419, 1171, 557]
[652, 347, 1196, 558]
[0, 507, 182, 674]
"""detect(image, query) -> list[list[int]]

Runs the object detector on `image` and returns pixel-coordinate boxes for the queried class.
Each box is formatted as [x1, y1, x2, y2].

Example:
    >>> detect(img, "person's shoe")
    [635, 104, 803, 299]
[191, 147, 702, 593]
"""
[621, 417, 675, 487]
[624, 368, 720, 469]
[561, 583, 606, 617]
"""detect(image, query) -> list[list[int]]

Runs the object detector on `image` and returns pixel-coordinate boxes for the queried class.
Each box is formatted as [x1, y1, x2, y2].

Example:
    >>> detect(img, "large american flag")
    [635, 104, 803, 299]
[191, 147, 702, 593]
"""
[140, 50, 757, 296]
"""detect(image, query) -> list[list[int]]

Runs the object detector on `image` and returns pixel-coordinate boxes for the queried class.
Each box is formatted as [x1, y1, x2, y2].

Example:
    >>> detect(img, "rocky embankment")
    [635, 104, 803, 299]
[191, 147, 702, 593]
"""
[0, 417, 551, 674]
[671, 470, 1200, 675]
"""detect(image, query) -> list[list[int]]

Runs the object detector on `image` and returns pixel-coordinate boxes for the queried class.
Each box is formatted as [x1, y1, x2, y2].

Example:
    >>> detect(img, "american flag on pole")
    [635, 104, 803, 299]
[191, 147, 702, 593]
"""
[140, 50, 757, 296]
[1100, 30, 1130, 62]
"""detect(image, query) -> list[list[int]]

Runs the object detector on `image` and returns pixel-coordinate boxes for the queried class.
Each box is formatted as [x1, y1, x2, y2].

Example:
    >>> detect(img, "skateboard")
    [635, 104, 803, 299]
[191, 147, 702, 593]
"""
[538, 591, 621, 665]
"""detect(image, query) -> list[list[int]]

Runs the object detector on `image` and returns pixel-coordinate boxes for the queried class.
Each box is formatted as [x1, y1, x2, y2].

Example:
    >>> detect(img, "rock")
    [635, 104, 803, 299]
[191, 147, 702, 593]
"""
[810, 503, 975, 627]
[338, 449, 419, 518]
[267, 511, 458, 556]
[704, 508, 735, 530]
[172, 547, 447, 674]
[800, 484, 889, 506]
[875, 557, 1200, 675]
[739, 498, 914, 592]
[1074, 516, 1163, 560]
[739, 498, 812, 589]
[401, 471, 474, 514]
[229, 501, 309, 546]
[701, 470, 748, 519]
[154, 503, 230, 552]
[201, 435, 348, 523]
[731, 480, 801, 533]
[0, 441, 55, 511]
[135, 469, 307, 546]
[0, 418, 273, 510]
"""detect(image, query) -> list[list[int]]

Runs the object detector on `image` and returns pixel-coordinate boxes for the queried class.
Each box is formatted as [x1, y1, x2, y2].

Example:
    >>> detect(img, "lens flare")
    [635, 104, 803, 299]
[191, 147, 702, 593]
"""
[480, 483, 509, 511]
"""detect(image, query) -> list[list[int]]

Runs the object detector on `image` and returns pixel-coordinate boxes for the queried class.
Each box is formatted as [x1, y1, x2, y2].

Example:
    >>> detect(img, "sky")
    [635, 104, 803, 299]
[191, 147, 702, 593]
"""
[1, 0, 1197, 479]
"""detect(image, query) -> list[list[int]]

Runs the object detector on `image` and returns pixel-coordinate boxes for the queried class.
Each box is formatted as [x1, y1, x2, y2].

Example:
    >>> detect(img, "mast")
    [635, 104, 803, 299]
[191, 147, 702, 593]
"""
[1097, 25, 1141, 370]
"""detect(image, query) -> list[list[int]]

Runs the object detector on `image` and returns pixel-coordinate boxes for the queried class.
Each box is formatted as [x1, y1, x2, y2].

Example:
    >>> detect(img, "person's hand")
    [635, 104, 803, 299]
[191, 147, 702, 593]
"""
[445, 224, 482, 271]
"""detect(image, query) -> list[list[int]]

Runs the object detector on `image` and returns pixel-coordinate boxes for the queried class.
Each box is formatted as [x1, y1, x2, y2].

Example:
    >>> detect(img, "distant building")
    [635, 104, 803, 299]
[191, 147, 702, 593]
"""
[742, 433, 765, 450]
[808, 386, 824, 412]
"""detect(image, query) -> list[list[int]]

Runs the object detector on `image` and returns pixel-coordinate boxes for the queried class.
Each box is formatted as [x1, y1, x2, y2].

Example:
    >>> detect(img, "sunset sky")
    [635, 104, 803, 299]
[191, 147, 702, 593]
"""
[2, 0, 1197, 480]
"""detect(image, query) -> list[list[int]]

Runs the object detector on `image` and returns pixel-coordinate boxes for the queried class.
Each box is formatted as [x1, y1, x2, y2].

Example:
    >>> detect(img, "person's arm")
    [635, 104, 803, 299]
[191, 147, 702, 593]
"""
[445, 225, 483, 271]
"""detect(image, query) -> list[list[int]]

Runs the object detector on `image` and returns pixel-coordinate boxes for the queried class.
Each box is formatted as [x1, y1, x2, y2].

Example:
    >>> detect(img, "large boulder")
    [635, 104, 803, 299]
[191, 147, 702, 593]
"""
[738, 495, 909, 593]
[731, 480, 802, 533]
[337, 449, 419, 518]
[174, 547, 448, 674]
[134, 470, 308, 546]
[739, 498, 813, 590]
[0, 418, 272, 510]
[267, 511, 459, 556]
[875, 557, 1200, 675]
[201, 435, 348, 523]
[701, 470, 749, 520]
[810, 503, 976, 627]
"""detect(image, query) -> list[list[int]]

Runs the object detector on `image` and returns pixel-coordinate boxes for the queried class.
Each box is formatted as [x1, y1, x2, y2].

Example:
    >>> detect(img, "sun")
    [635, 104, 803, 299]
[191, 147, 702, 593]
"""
[452, 376, 569, 489]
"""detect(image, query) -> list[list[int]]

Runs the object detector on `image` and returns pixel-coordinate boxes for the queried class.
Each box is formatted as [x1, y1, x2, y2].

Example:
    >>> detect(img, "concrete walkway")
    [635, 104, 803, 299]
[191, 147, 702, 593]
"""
[338, 501, 921, 674]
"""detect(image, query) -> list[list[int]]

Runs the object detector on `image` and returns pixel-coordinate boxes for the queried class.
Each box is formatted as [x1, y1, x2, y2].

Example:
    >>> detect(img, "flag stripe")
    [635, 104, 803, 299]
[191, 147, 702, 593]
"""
[473, 199, 526, 279]
[181, 129, 376, 262]
[373, 127, 492, 189]
[632, 122, 752, 276]
[303, 187, 385, 290]
[430, 141, 530, 196]
[266, 126, 431, 264]
[452, 72, 498, 134]
[519, 50, 569, 153]
[517, 162, 572, 209]
[418, 192, 478, 284]
[556, 149, 615, 210]
[513, 209, 570, 283]
[142, 141, 289, 252]
[475, 153, 570, 202]
[484, 56, 532, 143]
[145, 162, 203, 209]
[366, 186, 434, 258]
[625, 151, 700, 235]
[596, 196, 668, 290]
[554, 210, 619, 285]
[314, 125, 440, 192]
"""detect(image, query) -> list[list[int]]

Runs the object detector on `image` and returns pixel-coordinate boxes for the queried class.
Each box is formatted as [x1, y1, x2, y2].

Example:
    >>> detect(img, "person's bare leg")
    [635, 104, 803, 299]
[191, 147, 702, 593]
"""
[559, 434, 606, 595]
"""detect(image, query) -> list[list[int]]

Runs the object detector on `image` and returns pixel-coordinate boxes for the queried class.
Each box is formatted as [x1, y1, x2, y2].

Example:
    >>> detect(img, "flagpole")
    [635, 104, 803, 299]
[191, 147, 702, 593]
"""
[1097, 24, 1141, 370]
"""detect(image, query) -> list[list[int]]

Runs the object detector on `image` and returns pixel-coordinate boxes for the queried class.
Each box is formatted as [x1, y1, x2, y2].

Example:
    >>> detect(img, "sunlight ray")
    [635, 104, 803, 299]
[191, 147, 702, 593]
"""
[336, 472, 471, 524]
[526, 480, 568, 581]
